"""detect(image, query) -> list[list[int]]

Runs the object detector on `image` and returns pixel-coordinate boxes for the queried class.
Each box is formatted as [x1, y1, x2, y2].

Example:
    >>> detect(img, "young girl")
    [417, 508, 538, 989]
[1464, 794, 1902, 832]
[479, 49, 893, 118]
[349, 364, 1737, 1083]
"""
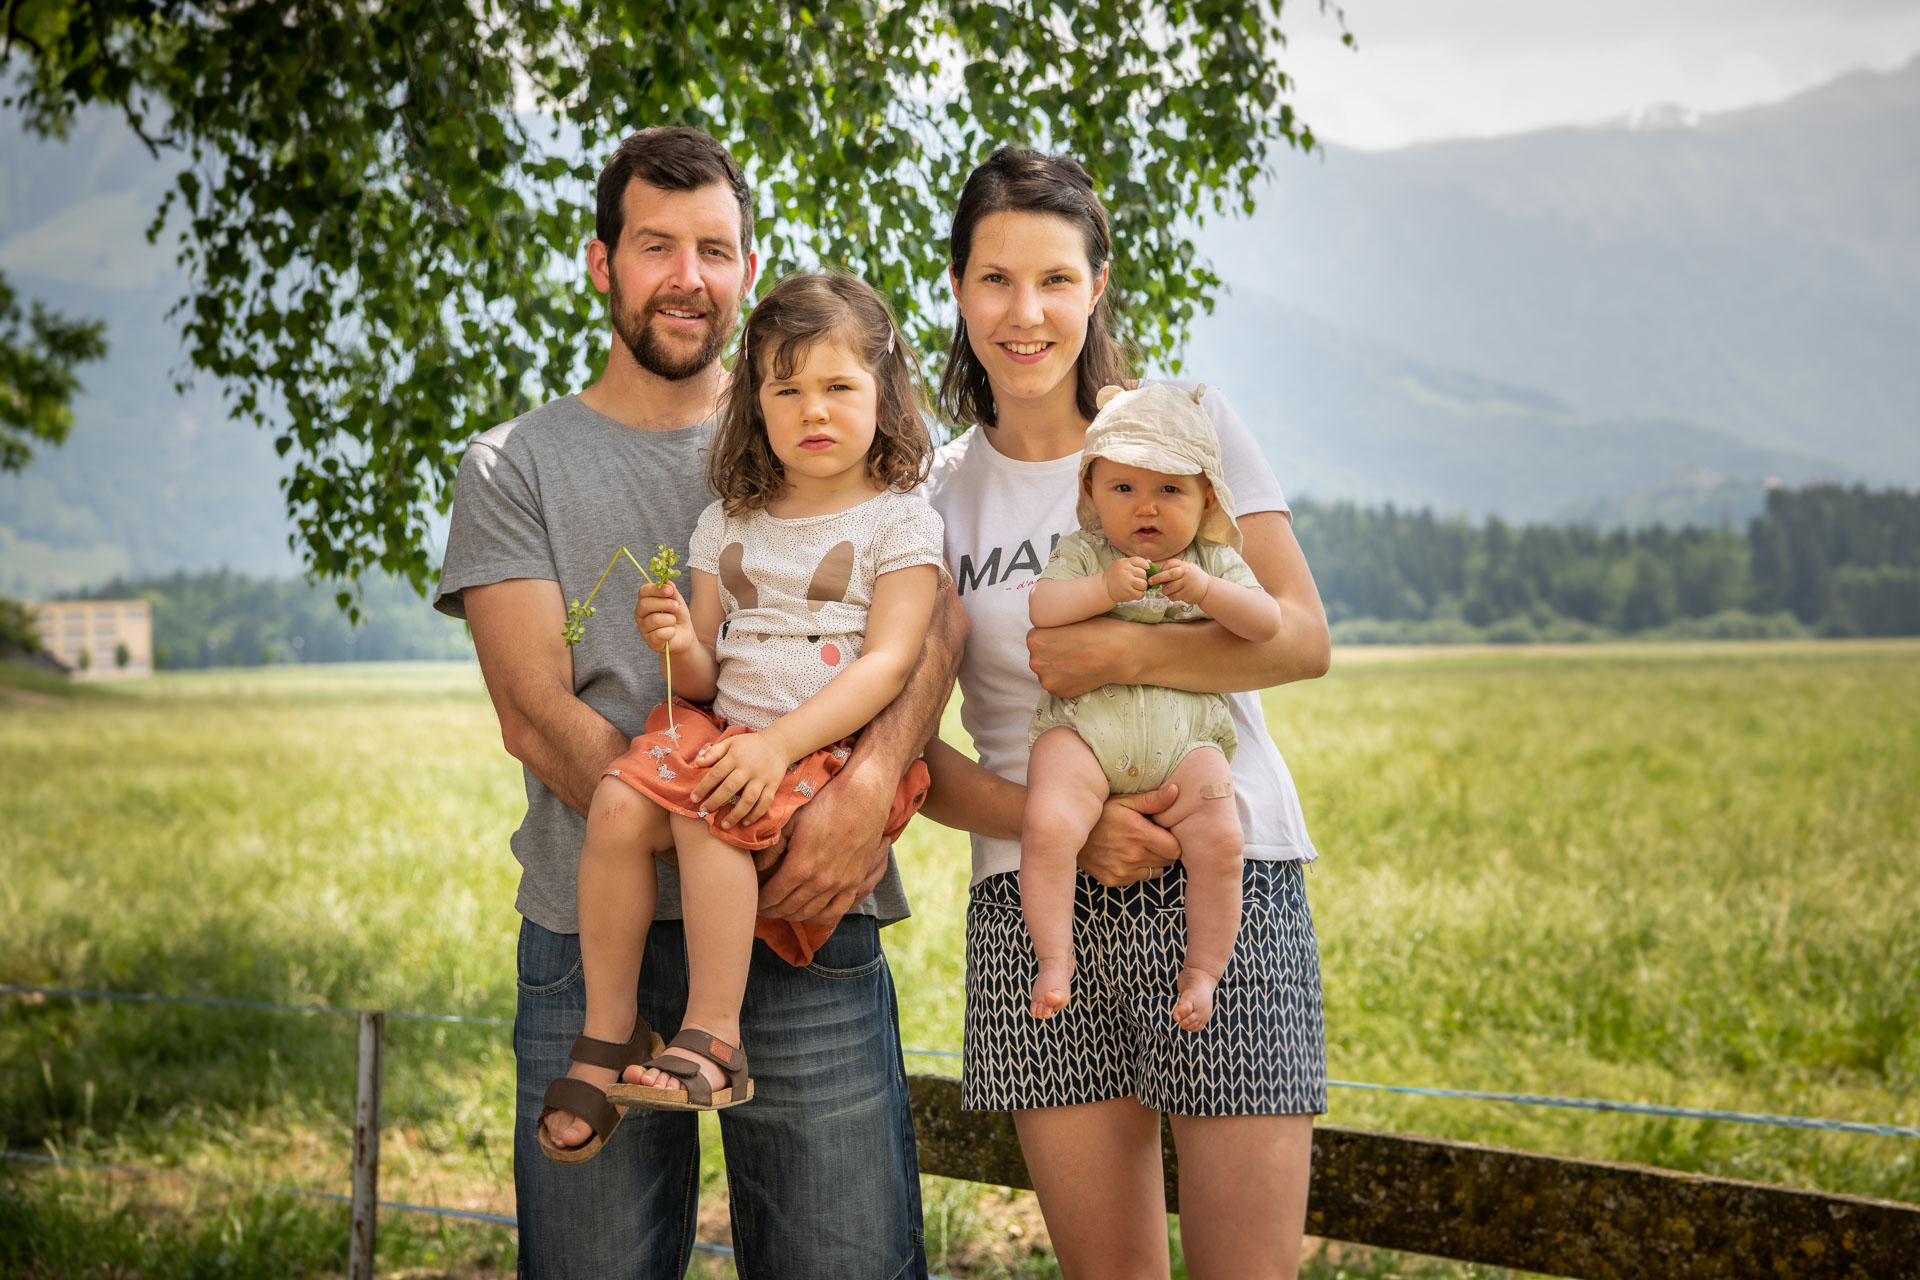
[538, 272, 943, 1162]
[1023, 382, 1281, 1032]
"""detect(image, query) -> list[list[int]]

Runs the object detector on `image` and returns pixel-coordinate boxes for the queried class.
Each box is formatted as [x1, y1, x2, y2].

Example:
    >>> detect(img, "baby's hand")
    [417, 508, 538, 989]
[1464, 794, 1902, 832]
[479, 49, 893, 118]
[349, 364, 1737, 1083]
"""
[691, 732, 790, 828]
[1105, 555, 1152, 603]
[636, 582, 691, 655]
[1149, 558, 1211, 607]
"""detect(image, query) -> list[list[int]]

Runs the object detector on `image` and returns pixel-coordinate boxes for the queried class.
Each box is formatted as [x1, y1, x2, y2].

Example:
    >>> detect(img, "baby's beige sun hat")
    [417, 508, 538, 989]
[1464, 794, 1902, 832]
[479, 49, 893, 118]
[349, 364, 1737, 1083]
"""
[1076, 382, 1243, 551]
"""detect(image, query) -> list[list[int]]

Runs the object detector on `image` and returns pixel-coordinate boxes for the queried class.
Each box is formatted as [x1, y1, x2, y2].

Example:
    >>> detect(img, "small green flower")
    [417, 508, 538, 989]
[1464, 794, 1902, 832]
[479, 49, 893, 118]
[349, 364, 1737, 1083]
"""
[649, 545, 680, 582]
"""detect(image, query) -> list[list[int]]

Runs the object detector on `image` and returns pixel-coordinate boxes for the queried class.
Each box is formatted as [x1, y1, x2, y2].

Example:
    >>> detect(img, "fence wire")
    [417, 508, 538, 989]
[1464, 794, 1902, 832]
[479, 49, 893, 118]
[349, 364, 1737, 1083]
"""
[5, 981, 1916, 1139]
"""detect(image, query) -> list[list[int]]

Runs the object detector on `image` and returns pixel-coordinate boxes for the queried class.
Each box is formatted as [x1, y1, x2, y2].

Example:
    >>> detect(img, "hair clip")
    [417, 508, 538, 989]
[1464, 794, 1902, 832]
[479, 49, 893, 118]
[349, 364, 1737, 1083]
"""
[885, 328, 895, 355]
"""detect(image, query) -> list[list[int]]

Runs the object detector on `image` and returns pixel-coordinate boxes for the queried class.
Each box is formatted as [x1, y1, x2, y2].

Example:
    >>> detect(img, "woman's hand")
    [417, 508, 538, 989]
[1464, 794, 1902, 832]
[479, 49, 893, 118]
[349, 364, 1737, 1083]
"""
[691, 733, 790, 828]
[1104, 555, 1152, 603]
[636, 582, 694, 656]
[1149, 558, 1210, 607]
[1075, 784, 1182, 886]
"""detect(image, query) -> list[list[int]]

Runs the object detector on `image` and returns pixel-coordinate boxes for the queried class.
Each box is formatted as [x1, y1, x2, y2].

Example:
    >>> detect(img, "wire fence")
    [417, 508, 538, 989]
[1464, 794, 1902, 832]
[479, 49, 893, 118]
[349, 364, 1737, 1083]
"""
[7, 982, 1915, 1139]
[4, 979, 1915, 1277]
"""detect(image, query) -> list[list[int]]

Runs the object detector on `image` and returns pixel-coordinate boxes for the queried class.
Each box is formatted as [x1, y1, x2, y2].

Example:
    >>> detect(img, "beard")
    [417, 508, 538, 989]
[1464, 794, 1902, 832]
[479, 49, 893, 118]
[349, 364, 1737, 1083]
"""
[609, 276, 737, 382]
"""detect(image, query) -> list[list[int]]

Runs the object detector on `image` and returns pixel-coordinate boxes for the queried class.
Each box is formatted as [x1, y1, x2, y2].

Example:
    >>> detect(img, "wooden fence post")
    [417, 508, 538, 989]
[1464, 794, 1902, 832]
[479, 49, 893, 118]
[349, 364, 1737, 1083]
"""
[348, 1010, 384, 1280]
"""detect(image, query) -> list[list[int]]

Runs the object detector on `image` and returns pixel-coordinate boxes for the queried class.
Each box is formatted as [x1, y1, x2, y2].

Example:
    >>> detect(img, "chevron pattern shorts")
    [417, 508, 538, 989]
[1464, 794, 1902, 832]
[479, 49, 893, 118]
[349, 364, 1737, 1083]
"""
[962, 859, 1327, 1116]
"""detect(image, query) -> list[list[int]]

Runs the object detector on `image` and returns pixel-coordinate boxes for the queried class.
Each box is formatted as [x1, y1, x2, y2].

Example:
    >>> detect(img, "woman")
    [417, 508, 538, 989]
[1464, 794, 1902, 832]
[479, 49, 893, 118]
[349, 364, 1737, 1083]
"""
[920, 147, 1332, 1279]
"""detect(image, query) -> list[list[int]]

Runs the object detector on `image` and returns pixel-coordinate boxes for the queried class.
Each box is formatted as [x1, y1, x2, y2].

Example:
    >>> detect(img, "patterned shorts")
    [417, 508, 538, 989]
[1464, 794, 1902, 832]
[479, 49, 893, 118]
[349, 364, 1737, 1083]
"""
[963, 859, 1327, 1117]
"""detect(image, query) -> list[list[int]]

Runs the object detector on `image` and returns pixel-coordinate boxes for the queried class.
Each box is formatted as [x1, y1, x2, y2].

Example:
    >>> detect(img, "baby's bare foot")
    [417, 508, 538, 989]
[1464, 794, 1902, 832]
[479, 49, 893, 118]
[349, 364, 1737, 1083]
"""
[1031, 957, 1074, 1019]
[545, 1061, 619, 1149]
[1172, 966, 1218, 1032]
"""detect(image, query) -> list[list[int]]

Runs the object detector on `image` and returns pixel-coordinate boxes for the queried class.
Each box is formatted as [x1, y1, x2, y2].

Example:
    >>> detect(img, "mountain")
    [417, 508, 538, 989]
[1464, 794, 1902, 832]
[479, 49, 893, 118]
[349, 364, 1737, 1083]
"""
[0, 111, 298, 598]
[1178, 298, 1840, 523]
[1189, 57, 1920, 482]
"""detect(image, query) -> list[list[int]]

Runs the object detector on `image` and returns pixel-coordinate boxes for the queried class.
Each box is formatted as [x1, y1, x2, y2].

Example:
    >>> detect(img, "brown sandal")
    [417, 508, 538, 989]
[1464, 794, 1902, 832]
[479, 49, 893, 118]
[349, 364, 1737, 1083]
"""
[609, 1028, 755, 1112]
[536, 1017, 667, 1163]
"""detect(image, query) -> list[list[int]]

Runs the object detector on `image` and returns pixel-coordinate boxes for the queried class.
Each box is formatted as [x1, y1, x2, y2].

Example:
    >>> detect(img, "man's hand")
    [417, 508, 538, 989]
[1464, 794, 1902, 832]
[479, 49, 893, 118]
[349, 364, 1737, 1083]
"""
[1027, 615, 1140, 699]
[692, 733, 789, 827]
[757, 764, 894, 924]
[1076, 784, 1183, 887]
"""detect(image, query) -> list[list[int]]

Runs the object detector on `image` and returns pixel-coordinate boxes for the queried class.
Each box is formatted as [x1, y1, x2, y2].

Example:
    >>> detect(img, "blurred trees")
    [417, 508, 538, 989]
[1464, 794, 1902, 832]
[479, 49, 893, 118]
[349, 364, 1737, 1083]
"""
[1295, 485, 1920, 641]
[0, 275, 106, 472]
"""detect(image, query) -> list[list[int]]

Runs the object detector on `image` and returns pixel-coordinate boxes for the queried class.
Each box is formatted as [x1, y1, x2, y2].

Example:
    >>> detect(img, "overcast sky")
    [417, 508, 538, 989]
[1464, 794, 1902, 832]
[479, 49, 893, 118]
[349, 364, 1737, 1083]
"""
[1277, 0, 1920, 149]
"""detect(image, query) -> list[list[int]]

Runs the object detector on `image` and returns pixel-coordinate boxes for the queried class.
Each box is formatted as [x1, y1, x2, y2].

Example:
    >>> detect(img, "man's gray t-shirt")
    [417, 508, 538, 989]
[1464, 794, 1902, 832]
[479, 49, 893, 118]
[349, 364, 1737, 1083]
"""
[433, 393, 910, 934]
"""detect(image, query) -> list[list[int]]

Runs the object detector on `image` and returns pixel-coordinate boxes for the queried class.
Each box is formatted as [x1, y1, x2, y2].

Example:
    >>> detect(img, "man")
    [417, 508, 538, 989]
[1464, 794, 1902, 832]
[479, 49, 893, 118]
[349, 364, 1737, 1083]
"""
[434, 126, 961, 1279]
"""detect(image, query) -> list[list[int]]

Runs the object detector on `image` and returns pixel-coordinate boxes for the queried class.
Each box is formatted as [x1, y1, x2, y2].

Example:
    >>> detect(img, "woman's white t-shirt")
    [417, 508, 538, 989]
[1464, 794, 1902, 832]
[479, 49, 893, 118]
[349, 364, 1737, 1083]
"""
[925, 380, 1320, 886]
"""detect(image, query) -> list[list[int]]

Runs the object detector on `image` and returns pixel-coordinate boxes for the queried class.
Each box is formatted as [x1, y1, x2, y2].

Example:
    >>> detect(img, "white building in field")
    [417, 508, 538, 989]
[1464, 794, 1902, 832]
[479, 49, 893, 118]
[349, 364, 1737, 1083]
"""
[31, 600, 153, 680]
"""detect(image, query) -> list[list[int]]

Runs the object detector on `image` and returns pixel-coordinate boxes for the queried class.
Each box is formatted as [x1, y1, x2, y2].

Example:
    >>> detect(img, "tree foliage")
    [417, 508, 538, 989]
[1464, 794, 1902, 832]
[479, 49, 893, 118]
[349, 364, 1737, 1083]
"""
[1295, 485, 1920, 642]
[3, 0, 1334, 597]
[0, 273, 108, 472]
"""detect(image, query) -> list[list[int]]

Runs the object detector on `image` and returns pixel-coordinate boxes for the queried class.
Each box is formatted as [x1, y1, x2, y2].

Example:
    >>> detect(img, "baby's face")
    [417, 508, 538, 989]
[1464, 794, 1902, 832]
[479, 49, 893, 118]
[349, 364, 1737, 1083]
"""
[1084, 457, 1214, 559]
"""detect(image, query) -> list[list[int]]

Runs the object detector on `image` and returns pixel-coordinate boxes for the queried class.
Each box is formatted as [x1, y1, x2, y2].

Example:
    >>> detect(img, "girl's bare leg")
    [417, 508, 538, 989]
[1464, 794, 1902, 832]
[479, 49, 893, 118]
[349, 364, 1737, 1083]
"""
[1151, 748, 1243, 1031]
[1169, 1113, 1314, 1279]
[629, 814, 758, 1095]
[546, 776, 672, 1149]
[1021, 727, 1112, 1018]
[1014, 1098, 1172, 1279]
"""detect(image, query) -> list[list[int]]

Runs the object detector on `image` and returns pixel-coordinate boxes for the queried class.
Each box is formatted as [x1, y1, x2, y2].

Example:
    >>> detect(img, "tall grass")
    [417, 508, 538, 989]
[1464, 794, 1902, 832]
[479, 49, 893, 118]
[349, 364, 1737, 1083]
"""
[3, 644, 1916, 1275]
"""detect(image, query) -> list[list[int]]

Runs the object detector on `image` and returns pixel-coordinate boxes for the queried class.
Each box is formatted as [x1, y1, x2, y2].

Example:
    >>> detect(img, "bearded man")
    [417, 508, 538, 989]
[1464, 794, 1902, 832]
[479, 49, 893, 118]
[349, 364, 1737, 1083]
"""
[434, 127, 959, 1279]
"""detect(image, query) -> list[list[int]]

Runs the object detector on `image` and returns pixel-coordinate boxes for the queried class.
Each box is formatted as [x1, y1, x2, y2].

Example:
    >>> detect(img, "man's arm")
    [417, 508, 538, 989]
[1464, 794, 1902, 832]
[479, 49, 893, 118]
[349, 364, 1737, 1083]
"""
[757, 581, 970, 923]
[1025, 511, 1331, 699]
[465, 578, 629, 815]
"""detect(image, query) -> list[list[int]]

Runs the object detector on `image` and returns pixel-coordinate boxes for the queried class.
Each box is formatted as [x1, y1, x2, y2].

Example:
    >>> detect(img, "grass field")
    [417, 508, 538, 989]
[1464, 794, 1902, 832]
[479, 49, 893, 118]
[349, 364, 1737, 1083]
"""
[3, 643, 1917, 1277]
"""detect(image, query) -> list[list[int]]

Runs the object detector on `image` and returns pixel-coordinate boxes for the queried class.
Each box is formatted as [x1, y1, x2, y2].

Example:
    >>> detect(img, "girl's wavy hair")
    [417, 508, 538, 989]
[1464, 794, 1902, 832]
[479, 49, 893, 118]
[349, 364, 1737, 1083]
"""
[939, 147, 1133, 430]
[709, 272, 934, 515]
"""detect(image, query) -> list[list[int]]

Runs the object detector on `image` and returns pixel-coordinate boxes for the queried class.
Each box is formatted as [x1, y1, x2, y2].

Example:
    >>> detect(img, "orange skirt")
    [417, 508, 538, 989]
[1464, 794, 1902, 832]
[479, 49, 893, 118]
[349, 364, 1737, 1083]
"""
[604, 700, 929, 966]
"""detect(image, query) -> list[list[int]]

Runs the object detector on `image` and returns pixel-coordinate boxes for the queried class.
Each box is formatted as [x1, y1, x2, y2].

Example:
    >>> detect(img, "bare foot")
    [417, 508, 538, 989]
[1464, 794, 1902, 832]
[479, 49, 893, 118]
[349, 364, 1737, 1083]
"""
[1171, 966, 1218, 1032]
[626, 1030, 735, 1098]
[1030, 957, 1074, 1019]
[545, 1060, 619, 1150]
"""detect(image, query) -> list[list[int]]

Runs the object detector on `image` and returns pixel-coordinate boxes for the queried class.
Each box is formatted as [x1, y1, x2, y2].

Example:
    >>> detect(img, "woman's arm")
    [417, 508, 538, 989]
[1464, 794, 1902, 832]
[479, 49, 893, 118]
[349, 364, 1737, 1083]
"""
[1025, 511, 1330, 699]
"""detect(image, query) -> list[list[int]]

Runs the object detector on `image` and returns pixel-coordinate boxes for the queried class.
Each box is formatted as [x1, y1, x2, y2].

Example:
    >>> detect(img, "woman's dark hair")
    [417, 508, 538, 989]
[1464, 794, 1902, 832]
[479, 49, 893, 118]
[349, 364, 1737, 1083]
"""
[708, 273, 934, 515]
[938, 147, 1131, 429]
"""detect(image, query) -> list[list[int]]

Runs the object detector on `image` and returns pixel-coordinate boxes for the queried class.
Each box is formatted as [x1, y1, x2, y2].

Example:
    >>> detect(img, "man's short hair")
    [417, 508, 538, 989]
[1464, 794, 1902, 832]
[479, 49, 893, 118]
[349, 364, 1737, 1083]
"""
[596, 127, 754, 259]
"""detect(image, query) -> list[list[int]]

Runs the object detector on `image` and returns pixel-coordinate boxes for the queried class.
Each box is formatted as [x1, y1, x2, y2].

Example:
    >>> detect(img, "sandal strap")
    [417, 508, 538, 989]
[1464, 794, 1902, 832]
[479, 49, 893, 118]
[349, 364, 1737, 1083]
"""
[666, 1029, 748, 1079]
[640, 1029, 751, 1108]
[643, 1053, 717, 1107]
[570, 1018, 656, 1073]
[540, 1075, 619, 1139]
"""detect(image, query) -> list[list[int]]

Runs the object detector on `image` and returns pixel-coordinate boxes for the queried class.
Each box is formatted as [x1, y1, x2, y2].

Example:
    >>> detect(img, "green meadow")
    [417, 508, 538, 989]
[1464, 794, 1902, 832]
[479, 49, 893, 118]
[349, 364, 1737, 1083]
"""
[3, 643, 1916, 1277]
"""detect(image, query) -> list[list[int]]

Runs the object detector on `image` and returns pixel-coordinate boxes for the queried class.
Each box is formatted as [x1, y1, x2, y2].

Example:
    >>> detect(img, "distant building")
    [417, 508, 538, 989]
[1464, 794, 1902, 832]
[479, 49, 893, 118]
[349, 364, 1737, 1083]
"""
[31, 600, 154, 680]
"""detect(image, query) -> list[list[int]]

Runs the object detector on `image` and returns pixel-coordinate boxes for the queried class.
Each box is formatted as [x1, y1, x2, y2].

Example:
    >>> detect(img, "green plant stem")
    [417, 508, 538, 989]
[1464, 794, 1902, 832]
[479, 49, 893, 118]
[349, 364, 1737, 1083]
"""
[578, 547, 674, 732]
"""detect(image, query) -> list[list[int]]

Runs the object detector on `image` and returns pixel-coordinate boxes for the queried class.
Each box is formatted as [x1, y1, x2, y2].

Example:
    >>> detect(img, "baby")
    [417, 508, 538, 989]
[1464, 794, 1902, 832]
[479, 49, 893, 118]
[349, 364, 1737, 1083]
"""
[1021, 383, 1282, 1031]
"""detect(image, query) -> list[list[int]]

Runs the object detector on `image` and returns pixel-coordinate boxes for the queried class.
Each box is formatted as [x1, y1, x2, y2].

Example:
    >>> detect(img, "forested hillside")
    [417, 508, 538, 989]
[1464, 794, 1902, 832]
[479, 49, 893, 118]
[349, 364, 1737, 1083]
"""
[1296, 485, 1920, 643]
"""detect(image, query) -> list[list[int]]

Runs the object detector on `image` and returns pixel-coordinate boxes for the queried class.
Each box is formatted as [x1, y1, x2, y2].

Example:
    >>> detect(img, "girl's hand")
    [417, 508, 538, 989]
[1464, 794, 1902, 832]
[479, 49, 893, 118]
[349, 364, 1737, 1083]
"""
[1149, 558, 1211, 607]
[691, 733, 789, 828]
[636, 582, 692, 655]
[1104, 555, 1152, 603]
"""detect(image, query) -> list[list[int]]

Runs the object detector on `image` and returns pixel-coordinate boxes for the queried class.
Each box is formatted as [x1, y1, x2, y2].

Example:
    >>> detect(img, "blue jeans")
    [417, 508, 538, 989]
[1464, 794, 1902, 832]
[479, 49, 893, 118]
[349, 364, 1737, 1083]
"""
[513, 915, 928, 1280]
